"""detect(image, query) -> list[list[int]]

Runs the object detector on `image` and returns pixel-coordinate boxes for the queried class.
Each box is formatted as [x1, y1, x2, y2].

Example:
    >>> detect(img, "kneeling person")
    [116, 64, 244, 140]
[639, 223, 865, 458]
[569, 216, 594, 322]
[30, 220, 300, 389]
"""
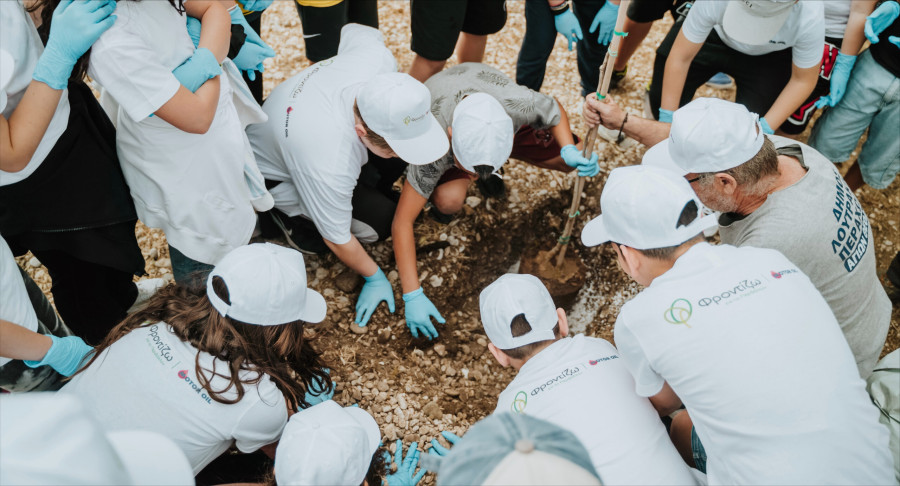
[478, 273, 698, 485]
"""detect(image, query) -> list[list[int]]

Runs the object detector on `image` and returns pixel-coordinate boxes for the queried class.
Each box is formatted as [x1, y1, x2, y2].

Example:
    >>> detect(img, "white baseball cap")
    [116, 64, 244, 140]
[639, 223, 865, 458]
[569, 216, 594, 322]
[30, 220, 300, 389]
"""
[451, 93, 515, 173]
[275, 400, 381, 486]
[642, 97, 764, 176]
[582, 165, 718, 249]
[357, 72, 449, 165]
[207, 243, 327, 326]
[0, 393, 194, 485]
[479, 274, 558, 350]
[0, 49, 14, 111]
[722, 0, 798, 45]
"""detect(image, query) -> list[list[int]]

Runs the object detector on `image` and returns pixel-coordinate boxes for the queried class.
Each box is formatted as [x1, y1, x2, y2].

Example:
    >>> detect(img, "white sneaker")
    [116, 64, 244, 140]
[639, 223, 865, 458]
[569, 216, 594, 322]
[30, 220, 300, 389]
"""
[128, 277, 167, 314]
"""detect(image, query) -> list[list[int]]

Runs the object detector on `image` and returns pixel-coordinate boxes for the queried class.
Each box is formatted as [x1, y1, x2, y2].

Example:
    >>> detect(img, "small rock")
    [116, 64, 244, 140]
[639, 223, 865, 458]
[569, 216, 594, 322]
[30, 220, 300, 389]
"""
[476, 337, 487, 346]
[28, 256, 41, 268]
[398, 395, 408, 410]
[149, 248, 159, 260]
[323, 288, 335, 298]
[465, 196, 482, 208]
[445, 367, 457, 377]
[383, 424, 398, 441]
[439, 233, 448, 241]
[403, 433, 419, 443]
[377, 328, 391, 344]
[334, 267, 362, 293]
[315, 267, 328, 280]
[377, 381, 389, 392]
[387, 270, 399, 283]
[154, 258, 171, 268]
[350, 388, 362, 401]
[422, 401, 443, 420]
[447, 236, 459, 246]
[471, 370, 483, 382]
[428, 275, 444, 288]
[350, 323, 368, 334]
[433, 343, 447, 357]
[444, 388, 460, 397]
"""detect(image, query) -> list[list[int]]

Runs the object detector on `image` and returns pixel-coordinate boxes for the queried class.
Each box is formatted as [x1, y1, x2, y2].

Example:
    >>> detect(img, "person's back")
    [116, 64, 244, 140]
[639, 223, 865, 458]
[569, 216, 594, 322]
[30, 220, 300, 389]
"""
[495, 334, 697, 485]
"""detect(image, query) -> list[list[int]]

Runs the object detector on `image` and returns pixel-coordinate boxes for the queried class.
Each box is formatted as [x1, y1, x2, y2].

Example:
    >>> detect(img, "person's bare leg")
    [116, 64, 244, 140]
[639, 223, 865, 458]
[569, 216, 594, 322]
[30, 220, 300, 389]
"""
[614, 20, 653, 71]
[431, 178, 473, 215]
[408, 55, 447, 83]
[455, 32, 488, 63]
[844, 161, 865, 191]
[669, 410, 697, 468]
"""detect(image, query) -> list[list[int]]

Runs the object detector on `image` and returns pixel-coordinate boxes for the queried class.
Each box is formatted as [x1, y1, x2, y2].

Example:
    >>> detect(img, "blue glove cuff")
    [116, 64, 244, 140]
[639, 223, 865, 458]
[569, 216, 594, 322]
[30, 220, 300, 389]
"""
[364, 267, 386, 283]
[403, 287, 424, 302]
[23, 335, 58, 369]
[658, 108, 674, 123]
[835, 52, 857, 69]
[32, 47, 75, 91]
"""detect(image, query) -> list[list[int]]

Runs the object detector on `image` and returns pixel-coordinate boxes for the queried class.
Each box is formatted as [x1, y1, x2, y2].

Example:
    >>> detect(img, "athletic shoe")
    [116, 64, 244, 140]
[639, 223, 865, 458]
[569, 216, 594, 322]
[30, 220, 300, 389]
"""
[705, 72, 734, 90]
[263, 209, 331, 256]
[128, 277, 167, 314]
[608, 66, 627, 90]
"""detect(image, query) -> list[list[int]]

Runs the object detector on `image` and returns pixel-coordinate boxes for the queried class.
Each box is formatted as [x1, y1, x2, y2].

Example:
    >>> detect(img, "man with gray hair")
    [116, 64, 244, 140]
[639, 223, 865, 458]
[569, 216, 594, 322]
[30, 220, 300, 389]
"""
[584, 96, 890, 379]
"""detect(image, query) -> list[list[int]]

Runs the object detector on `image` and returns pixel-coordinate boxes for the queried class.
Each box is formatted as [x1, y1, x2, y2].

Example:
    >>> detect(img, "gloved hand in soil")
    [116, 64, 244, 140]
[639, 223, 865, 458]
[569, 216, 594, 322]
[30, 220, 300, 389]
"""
[32, 0, 118, 90]
[239, 0, 274, 12]
[427, 431, 462, 457]
[561, 144, 601, 177]
[865, 1, 900, 43]
[24, 335, 93, 377]
[815, 52, 857, 108]
[403, 288, 445, 340]
[303, 368, 333, 407]
[554, 9, 583, 51]
[589, 1, 619, 46]
[385, 440, 426, 486]
[172, 47, 222, 93]
[229, 5, 276, 81]
[356, 268, 396, 327]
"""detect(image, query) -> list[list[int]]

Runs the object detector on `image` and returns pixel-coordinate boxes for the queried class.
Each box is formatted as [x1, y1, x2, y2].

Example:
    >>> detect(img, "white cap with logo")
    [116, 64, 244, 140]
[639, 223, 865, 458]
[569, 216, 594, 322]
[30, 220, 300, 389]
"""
[275, 400, 381, 486]
[582, 165, 718, 249]
[357, 72, 450, 165]
[642, 97, 764, 176]
[451, 93, 515, 173]
[207, 243, 327, 326]
[479, 274, 558, 350]
[722, 0, 798, 45]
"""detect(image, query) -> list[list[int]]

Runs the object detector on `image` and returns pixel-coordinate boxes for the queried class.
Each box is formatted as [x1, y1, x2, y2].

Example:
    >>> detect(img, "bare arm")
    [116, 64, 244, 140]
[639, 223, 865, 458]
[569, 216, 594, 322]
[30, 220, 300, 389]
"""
[661, 31, 703, 112]
[0, 82, 65, 172]
[648, 382, 683, 417]
[325, 237, 379, 279]
[841, 0, 878, 56]
[763, 63, 819, 129]
[392, 180, 429, 294]
[184, 0, 231, 62]
[583, 94, 671, 147]
[154, 78, 221, 134]
[0, 319, 52, 361]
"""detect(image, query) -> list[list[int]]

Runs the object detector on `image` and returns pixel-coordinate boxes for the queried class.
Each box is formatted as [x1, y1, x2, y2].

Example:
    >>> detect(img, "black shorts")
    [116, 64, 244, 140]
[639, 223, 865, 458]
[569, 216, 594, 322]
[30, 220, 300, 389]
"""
[781, 37, 842, 134]
[627, 0, 692, 23]
[411, 0, 507, 61]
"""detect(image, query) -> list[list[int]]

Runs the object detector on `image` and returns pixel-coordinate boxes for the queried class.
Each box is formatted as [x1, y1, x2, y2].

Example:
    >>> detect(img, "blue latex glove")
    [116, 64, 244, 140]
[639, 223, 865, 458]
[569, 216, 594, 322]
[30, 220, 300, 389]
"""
[172, 47, 221, 93]
[240, 0, 274, 12]
[24, 335, 93, 377]
[759, 117, 774, 135]
[229, 6, 276, 81]
[32, 0, 118, 90]
[814, 52, 857, 108]
[890, 35, 900, 48]
[554, 9, 583, 51]
[560, 144, 601, 177]
[589, 1, 619, 46]
[385, 440, 426, 486]
[303, 369, 334, 406]
[865, 1, 900, 43]
[355, 268, 396, 327]
[428, 431, 462, 457]
[658, 108, 674, 123]
[403, 288, 445, 340]
[186, 15, 202, 48]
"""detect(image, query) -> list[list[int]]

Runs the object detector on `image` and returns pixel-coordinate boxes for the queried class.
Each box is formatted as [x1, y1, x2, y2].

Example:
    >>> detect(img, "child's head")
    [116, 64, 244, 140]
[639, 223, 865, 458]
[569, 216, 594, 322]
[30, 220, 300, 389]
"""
[479, 274, 568, 368]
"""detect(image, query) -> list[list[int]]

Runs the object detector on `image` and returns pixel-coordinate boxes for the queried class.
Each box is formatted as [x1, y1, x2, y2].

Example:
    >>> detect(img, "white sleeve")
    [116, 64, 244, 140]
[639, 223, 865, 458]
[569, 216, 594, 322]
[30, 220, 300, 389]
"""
[791, 4, 826, 69]
[613, 319, 665, 398]
[680, 0, 722, 44]
[231, 381, 288, 453]
[88, 28, 181, 122]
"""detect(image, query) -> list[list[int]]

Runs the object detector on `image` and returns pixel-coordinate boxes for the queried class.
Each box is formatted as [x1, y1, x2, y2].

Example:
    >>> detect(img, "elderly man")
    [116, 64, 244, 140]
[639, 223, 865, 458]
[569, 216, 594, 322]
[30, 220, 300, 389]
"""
[583, 96, 891, 378]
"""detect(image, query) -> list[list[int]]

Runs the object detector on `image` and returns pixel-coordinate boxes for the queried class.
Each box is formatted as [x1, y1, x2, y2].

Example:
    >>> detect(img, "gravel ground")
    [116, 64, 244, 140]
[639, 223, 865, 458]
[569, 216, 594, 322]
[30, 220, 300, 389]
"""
[16, 1, 899, 476]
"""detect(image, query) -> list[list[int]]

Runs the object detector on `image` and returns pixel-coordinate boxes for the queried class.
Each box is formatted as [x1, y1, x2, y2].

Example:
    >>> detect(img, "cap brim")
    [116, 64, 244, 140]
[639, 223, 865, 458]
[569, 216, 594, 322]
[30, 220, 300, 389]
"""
[106, 431, 194, 485]
[581, 215, 612, 247]
[385, 115, 450, 166]
[722, 1, 792, 46]
[300, 288, 328, 324]
[344, 406, 381, 456]
[641, 141, 688, 176]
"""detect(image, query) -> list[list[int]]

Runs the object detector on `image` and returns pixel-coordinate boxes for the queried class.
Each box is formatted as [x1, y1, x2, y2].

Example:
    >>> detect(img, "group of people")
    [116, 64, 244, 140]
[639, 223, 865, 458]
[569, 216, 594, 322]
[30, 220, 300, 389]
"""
[1, 0, 898, 484]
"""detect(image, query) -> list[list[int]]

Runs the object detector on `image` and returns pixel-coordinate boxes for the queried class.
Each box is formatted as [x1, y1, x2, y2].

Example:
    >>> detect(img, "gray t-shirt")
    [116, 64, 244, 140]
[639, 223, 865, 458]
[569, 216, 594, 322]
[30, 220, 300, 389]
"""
[407, 63, 562, 198]
[719, 135, 891, 378]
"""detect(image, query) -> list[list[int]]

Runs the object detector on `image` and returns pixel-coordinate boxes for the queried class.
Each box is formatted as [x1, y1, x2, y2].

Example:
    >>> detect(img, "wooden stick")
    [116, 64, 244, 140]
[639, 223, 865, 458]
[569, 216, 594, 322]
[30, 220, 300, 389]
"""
[554, 0, 631, 269]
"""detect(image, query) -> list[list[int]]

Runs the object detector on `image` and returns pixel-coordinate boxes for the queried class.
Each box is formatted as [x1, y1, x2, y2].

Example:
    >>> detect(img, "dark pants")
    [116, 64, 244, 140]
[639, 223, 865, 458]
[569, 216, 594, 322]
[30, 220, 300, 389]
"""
[648, 21, 792, 118]
[352, 153, 406, 241]
[296, 0, 379, 63]
[241, 12, 265, 104]
[517, 0, 612, 95]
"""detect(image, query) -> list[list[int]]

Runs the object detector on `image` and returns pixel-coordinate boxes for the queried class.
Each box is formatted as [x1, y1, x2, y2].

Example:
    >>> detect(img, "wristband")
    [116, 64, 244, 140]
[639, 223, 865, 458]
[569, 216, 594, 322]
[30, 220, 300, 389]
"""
[550, 1, 570, 15]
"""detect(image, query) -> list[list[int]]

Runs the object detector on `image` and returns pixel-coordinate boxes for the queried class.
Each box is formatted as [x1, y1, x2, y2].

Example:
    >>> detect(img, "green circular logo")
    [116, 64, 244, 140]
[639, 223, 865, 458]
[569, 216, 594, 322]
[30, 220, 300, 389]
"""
[664, 298, 693, 328]
[511, 391, 527, 414]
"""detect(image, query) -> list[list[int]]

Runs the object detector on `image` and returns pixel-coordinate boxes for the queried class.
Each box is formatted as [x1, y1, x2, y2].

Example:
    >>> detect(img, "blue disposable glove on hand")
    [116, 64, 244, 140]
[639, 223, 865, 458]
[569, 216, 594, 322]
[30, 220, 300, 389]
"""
[589, 1, 619, 46]
[172, 47, 221, 93]
[554, 9, 583, 51]
[890, 35, 900, 48]
[815, 52, 857, 108]
[385, 440, 426, 486]
[229, 6, 276, 81]
[33, 0, 118, 90]
[560, 144, 601, 177]
[658, 108, 674, 123]
[759, 117, 774, 135]
[186, 15, 202, 48]
[355, 268, 396, 327]
[303, 369, 334, 407]
[403, 288, 445, 340]
[240, 0, 274, 12]
[24, 335, 93, 377]
[428, 431, 462, 457]
[865, 1, 900, 43]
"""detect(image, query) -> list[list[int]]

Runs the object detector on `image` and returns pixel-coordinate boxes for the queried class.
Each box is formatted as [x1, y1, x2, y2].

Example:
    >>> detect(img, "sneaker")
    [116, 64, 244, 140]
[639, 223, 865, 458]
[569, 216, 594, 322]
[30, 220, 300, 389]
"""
[264, 209, 331, 256]
[705, 72, 734, 90]
[128, 277, 167, 313]
[608, 66, 627, 90]
[475, 171, 506, 199]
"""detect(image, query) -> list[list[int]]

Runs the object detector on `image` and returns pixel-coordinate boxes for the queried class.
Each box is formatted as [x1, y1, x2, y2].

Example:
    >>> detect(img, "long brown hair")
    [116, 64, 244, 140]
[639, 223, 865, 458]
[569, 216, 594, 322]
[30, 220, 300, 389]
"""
[27, 0, 186, 84]
[76, 278, 333, 411]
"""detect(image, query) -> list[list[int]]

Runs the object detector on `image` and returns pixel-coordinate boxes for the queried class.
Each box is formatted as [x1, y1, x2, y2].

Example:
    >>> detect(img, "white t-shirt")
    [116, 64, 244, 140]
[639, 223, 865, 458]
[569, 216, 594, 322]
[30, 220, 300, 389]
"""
[0, 236, 39, 367]
[88, 0, 258, 264]
[682, 0, 825, 68]
[494, 335, 698, 486]
[614, 243, 895, 485]
[247, 24, 397, 245]
[824, 0, 852, 39]
[0, 0, 70, 187]
[62, 323, 287, 474]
